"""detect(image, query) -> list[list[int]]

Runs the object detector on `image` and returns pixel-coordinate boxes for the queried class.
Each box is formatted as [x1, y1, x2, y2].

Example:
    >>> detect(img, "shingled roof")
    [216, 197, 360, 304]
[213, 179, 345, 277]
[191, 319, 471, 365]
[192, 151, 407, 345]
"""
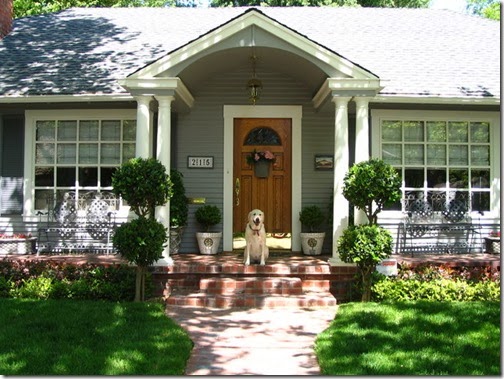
[0, 7, 500, 100]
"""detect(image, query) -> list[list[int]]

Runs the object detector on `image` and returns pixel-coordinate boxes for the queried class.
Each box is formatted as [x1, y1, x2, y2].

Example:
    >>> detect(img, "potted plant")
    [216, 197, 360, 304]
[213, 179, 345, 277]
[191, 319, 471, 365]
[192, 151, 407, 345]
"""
[299, 205, 326, 255]
[246, 149, 276, 178]
[0, 233, 37, 255]
[169, 169, 188, 254]
[195, 204, 222, 255]
[484, 230, 500, 254]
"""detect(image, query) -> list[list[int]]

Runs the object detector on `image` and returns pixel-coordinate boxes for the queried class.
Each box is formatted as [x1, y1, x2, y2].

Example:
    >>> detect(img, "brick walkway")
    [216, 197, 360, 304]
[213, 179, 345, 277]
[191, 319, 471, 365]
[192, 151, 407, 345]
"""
[165, 305, 338, 375]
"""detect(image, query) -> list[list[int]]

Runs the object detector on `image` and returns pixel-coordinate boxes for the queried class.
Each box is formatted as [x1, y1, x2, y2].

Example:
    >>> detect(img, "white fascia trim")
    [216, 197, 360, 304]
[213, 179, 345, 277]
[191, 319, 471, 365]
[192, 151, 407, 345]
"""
[0, 93, 133, 104]
[118, 77, 194, 108]
[372, 94, 501, 105]
[130, 10, 374, 81]
[313, 78, 383, 109]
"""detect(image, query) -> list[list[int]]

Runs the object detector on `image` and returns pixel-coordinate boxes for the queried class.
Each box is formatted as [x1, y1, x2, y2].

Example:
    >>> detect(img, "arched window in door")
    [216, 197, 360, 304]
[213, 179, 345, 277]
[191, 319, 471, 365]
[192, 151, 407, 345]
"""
[244, 127, 281, 145]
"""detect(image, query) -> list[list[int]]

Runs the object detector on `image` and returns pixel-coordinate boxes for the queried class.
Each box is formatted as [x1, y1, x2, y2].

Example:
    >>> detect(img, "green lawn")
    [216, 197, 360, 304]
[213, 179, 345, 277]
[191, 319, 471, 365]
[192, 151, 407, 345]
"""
[315, 301, 501, 375]
[0, 298, 193, 375]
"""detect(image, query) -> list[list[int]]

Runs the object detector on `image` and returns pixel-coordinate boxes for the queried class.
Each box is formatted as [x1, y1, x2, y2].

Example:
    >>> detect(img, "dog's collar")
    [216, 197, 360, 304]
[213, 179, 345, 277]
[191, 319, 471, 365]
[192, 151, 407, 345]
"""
[248, 224, 260, 236]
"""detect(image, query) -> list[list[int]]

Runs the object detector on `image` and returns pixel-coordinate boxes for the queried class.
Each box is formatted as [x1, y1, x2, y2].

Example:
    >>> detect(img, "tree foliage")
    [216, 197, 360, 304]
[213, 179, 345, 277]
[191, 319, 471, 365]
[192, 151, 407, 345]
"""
[14, 0, 434, 18]
[337, 224, 393, 302]
[466, 0, 501, 20]
[210, 0, 428, 7]
[112, 157, 173, 219]
[342, 158, 401, 225]
[13, 0, 175, 18]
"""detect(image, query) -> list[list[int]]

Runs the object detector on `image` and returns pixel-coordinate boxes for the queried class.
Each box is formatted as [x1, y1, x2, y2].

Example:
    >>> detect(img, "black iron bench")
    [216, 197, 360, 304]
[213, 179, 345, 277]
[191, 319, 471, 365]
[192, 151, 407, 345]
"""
[37, 191, 119, 254]
[399, 191, 482, 256]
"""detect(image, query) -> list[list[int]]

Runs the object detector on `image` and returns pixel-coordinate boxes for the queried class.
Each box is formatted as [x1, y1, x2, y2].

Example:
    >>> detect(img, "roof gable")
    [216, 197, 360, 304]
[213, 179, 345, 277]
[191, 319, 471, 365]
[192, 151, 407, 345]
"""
[129, 8, 378, 82]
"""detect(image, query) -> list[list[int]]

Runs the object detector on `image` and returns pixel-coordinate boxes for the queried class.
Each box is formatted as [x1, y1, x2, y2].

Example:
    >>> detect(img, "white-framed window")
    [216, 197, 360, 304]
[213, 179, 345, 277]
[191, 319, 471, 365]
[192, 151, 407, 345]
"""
[25, 110, 137, 213]
[371, 110, 500, 215]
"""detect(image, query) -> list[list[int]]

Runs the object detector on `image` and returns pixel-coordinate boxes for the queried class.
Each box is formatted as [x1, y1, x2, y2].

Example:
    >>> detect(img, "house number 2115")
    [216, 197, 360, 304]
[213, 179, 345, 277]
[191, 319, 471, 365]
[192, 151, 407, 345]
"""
[188, 156, 214, 169]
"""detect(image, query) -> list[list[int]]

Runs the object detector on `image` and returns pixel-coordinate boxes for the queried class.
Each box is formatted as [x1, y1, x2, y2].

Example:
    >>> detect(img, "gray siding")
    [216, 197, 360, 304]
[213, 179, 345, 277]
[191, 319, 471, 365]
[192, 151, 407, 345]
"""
[174, 67, 340, 253]
[1, 116, 24, 215]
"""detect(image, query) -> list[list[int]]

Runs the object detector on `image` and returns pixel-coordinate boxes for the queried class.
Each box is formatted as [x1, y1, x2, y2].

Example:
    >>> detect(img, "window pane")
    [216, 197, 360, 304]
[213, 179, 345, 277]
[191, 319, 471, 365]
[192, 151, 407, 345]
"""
[427, 169, 446, 188]
[470, 122, 489, 143]
[471, 170, 490, 188]
[79, 167, 98, 187]
[472, 192, 490, 212]
[449, 169, 468, 188]
[244, 127, 281, 145]
[56, 167, 76, 187]
[427, 145, 446, 165]
[123, 120, 136, 141]
[101, 120, 121, 141]
[449, 145, 468, 165]
[426, 121, 446, 142]
[79, 120, 99, 141]
[36, 121, 55, 141]
[122, 143, 135, 162]
[101, 143, 120, 164]
[35, 190, 53, 210]
[404, 144, 424, 165]
[79, 143, 98, 164]
[382, 121, 402, 141]
[471, 146, 490, 165]
[404, 121, 424, 142]
[100, 167, 116, 187]
[404, 169, 424, 188]
[35, 167, 54, 186]
[57, 144, 76, 164]
[35, 143, 54, 164]
[448, 121, 468, 142]
[382, 144, 402, 165]
[57, 121, 77, 141]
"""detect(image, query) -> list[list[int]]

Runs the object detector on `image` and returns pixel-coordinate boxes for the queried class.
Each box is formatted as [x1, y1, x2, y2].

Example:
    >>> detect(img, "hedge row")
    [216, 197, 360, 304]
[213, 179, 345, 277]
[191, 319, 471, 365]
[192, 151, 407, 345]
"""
[372, 263, 500, 302]
[0, 260, 151, 301]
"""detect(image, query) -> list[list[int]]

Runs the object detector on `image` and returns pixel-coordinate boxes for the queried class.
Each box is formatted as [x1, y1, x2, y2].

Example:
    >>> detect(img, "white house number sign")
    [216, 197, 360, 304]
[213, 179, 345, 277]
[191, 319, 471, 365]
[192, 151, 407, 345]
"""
[188, 156, 214, 169]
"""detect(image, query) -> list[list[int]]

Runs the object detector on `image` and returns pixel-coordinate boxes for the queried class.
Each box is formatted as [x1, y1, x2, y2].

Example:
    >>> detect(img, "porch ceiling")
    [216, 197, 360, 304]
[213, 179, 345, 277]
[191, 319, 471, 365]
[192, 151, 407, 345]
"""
[176, 46, 327, 97]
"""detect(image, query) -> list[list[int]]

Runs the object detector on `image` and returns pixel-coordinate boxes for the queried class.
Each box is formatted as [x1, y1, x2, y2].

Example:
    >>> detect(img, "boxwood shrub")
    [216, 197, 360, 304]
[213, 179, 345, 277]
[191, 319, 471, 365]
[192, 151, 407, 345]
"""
[372, 263, 500, 302]
[0, 260, 150, 301]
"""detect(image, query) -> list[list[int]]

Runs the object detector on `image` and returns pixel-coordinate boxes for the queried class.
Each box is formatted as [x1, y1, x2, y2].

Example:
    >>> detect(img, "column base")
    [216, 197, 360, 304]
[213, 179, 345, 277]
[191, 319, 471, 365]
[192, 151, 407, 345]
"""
[153, 257, 174, 266]
[328, 256, 356, 267]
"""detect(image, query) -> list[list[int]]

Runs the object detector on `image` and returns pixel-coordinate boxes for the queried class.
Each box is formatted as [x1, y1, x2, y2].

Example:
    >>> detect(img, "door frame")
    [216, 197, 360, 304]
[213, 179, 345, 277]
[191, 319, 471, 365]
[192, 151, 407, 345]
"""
[223, 105, 302, 252]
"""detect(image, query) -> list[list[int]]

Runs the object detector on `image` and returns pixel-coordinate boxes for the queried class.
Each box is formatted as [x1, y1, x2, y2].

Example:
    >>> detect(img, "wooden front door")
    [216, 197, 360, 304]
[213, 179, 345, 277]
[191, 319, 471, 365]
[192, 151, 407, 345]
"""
[233, 118, 292, 238]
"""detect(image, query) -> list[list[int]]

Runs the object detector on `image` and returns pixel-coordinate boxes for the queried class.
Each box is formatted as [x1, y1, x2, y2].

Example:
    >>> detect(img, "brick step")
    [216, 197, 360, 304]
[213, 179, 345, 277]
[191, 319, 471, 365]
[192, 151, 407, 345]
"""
[199, 277, 303, 295]
[166, 289, 338, 309]
[164, 277, 331, 295]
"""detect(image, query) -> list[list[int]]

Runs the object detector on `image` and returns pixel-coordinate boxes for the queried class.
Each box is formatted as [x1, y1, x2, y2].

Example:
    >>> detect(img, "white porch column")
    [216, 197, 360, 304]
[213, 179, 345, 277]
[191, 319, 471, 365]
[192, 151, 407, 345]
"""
[135, 96, 152, 158]
[329, 96, 353, 266]
[155, 95, 174, 266]
[354, 97, 370, 225]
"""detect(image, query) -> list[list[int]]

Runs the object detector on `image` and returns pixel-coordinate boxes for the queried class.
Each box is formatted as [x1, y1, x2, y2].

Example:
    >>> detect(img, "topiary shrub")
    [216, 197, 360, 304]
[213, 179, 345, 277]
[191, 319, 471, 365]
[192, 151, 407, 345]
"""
[338, 224, 393, 302]
[113, 217, 167, 302]
[112, 157, 172, 301]
[342, 158, 401, 225]
[195, 205, 222, 232]
[170, 169, 188, 228]
[112, 157, 173, 219]
[299, 205, 326, 232]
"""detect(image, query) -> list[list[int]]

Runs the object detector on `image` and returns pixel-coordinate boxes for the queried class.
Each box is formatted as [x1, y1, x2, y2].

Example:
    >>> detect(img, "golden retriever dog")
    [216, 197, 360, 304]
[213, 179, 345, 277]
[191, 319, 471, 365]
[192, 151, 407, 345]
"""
[243, 209, 269, 266]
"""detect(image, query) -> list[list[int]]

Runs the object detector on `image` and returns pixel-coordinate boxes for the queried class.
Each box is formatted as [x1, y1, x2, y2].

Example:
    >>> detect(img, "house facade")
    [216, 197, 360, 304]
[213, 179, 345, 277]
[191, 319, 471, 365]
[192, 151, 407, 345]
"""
[0, 6, 500, 265]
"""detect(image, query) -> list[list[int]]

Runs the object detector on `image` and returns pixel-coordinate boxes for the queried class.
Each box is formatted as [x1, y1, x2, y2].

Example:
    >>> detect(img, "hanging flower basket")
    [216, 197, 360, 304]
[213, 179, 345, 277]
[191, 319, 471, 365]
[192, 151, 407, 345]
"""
[247, 150, 275, 178]
[254, 159, 271, 178]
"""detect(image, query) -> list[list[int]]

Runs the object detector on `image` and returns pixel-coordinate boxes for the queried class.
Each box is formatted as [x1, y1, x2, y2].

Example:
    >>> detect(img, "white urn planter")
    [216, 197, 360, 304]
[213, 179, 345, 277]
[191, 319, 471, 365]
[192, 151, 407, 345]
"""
[300, 232, 326, 256]
[196, 232, 222, 255]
